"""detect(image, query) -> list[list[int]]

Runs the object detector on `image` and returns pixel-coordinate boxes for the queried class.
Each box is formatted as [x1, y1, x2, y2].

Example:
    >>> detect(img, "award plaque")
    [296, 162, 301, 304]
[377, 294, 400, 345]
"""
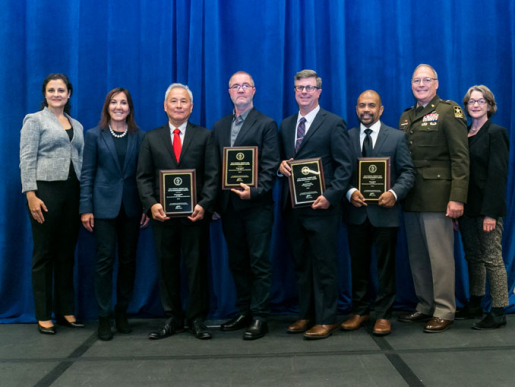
[222, 146, 258, 190]
[288, 158, 325, 208]
[159, 169, 196, 217]
[357, 157, 391, 201]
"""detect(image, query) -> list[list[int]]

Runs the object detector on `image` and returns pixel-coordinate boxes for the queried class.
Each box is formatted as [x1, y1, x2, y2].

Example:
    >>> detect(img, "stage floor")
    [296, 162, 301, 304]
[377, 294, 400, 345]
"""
[2, 314, 515, 386]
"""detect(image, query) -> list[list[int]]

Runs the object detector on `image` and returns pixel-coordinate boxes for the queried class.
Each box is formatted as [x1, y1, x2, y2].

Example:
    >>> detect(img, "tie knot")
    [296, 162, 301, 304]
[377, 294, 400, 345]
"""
[299, 117, 307, 124]
[234, 115, 244, 125]
[174, 128, 180, 135]
[365, 129, 372, 135]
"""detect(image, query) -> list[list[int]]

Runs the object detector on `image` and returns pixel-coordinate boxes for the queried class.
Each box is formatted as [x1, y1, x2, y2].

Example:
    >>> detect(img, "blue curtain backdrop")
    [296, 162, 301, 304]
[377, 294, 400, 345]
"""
[1, 0, 515, 322]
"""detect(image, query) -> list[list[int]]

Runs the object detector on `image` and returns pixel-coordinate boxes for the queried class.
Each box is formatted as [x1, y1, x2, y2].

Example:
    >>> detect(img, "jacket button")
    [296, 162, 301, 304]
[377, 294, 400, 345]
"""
[437, 174, 441, 178]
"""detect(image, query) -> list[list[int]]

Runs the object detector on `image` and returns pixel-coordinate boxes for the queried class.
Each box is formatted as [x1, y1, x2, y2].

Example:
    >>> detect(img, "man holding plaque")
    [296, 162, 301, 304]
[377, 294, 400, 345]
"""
[212, 71, 280, 340]
[341, 90, 415, 336]
[136, 83, 218, 340]
[278, 69, 352, 339]
[397, 64, 469, 333]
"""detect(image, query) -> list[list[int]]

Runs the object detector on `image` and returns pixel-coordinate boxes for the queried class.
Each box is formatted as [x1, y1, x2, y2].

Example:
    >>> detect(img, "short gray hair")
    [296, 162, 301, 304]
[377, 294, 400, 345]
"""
[164, 83, 193, 103]
[413, 64, 438, 80]
[295, 69, 322, 89]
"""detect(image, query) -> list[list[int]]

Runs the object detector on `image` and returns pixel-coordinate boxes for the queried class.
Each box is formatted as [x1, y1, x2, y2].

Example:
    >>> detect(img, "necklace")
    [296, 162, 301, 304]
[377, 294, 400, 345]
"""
[109, 124, 128, 138]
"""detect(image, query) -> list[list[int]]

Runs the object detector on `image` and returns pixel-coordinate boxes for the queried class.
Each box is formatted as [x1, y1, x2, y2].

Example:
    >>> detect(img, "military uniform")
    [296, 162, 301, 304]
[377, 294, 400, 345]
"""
[398, 94, 469, 320]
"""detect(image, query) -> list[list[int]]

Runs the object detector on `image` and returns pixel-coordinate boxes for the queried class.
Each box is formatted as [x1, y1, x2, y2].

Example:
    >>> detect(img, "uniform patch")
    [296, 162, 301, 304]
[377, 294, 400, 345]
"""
[400, 120, 409, 126]
[423, 113, 439, 122]
[454, 106, 464, 118]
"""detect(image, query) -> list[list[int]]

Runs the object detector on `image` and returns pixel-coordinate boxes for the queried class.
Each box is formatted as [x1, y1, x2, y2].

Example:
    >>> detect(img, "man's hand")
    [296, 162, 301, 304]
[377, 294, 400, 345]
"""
[378, 191, 395, 208]
[279, 158, 294, 177]
[312, 195, 330, 210]
[231, 183, 251, 200]
[188, 204, 205, 222]
[140, 213, 150, 228]
[81, 213, 94, 232]
[446, 201, 464, 219]
[151, 203, 169, 222]
[350, 190, 367, 207]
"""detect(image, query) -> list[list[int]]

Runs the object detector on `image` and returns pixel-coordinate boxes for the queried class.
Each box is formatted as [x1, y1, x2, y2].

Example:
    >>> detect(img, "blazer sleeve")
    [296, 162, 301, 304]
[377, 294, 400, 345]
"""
[79, 129, 99, 214]
[323, 118, 353, 205]
[19, 114, 41, 193]
[481, 126, 509, 218]
[136, 133, 158, 213]
[249, 120, 280, 200]
[197, 132, 219, 213]
[390, 132, 416, 201]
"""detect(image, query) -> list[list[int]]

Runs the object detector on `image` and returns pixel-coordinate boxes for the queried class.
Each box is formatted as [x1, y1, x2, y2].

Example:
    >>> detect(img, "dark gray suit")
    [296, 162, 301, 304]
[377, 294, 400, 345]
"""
[343, 123, 415, 319]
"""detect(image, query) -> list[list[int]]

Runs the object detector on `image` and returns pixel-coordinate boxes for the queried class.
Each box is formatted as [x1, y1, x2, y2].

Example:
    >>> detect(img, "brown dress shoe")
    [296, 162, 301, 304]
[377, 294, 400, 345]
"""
[287, 319, 312, 333]
[340, 315, 370, 331]
[303, 324, 339, 340]
[373, 319, 391, 336]
[398, 311, 432, 323]
[424, 317, 453, 333]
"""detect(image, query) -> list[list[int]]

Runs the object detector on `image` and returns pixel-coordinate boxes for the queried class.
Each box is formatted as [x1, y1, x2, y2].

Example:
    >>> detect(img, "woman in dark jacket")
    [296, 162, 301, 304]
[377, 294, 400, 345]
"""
[80, 88, 148, 340]
[20, 73, 84, 334]
[457, 85, 510, 329]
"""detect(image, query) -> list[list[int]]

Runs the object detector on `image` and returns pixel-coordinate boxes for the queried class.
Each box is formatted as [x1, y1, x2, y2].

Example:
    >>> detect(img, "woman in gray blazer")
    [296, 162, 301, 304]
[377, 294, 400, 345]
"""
[457, 85, 510, 329]
[79, 88, 148, 341]
[20, 73, 84, 334]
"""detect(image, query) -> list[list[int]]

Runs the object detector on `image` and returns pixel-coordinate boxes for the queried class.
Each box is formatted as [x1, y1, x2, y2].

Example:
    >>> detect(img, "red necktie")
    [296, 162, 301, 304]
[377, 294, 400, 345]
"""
[173, 128, 181, 162]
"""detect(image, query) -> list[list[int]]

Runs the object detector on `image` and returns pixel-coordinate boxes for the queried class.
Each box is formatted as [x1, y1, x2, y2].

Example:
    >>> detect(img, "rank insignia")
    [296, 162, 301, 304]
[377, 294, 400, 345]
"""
[454, 106, 464, 118]
[423, 113, 439, 122]
[400, 120, 409, 126]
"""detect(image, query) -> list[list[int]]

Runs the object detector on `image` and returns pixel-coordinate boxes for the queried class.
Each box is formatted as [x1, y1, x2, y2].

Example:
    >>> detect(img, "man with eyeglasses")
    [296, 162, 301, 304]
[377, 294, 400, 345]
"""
[279, 69, 352, 339]
[397, 64, 469, 333]
[212, 71, 280, 340]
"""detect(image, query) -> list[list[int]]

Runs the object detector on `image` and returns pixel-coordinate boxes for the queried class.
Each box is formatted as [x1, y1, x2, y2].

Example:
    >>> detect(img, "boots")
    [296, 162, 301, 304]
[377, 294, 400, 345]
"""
[473, 307, 507, 330]
[115, 307, 132, 334]
[455, 296, 483, 320]
[98, 316, 113, 341]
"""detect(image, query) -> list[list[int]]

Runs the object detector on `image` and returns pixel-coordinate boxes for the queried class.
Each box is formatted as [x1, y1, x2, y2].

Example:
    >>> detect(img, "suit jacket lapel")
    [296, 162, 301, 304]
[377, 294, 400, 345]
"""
[159, 125, 178, 167]
[372, 124, 388, 156]
[284, 117, 296, 159]
[100, 129, 122, 173]
[351, 129, 361, 157]
[122, 132, 137, 174]
[297, 109, 325, 154]
[179, 123, 195, 165]
[234, 109, 256, 146]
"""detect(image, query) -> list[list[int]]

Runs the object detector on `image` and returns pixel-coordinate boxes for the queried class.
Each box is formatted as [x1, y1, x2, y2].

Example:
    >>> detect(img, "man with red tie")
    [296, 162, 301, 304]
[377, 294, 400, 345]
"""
[137, 83, 218, 340]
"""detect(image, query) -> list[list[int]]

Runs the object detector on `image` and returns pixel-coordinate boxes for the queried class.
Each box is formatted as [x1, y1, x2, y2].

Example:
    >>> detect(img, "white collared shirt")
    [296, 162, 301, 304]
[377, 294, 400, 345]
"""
[359, 120, 381, 149]
[294, 105, 320, 148]
[169, 121, 187, 145]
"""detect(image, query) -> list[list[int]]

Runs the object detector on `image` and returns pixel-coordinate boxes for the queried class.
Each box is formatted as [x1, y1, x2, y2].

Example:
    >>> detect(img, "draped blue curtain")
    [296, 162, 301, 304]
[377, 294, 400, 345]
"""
[2, 0, 515, 322]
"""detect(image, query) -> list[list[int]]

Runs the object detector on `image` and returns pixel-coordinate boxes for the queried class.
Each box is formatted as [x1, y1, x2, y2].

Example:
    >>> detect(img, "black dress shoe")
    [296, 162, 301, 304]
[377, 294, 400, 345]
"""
[398, 311, 432, 323]
[148, 320, 184, 340]
[220, 313, 251, 331]
[243, 319, 268, 340]
[55, 315, 85, 328]
[98, 317, 113, 341]
[38, 323, 56, 335]
[472, 313, 507, 330]
[455, 306, 483, 320]
[115, 308, 132, 334]
[189, 319, 212, 340]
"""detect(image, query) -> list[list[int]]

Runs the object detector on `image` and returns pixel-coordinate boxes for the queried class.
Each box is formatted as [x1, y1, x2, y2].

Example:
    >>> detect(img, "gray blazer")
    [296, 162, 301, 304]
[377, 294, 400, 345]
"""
[20, 107, 84, 193]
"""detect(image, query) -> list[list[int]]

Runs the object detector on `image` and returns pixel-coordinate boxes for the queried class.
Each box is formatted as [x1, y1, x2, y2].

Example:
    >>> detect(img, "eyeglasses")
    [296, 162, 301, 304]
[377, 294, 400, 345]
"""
[294, 85, 319, 92]
[412, 78, 437, 85]
[229, 83, 254, 90]
[467, 99, 487, 106]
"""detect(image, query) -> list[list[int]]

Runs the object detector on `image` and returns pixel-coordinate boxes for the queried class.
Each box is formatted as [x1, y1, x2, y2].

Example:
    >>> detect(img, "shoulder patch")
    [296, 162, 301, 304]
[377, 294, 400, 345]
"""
[453, 106, 464, 119]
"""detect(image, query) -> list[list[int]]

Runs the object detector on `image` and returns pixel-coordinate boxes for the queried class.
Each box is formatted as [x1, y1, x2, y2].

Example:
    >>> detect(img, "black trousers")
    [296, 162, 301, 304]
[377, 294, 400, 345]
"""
[94, 206, 141, 317]
[283, 209, 340, 325]
[221, 202, 273, 319]
[29, 179, 80, 321]
[347, 219, 397, 319]
[151, 218, 209, 324]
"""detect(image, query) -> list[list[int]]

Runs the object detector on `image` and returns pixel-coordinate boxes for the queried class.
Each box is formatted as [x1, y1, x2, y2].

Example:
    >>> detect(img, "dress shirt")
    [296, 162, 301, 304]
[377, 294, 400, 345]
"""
[169, 121, 187, 146]
[294, 105, 320, 148]
[231, 108, 251, 146]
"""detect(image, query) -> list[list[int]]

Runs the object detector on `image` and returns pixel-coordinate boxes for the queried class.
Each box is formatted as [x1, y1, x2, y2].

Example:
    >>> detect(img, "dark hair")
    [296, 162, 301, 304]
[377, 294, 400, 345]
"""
[99, 88, 138, 133]
[40, 73, 73, 114]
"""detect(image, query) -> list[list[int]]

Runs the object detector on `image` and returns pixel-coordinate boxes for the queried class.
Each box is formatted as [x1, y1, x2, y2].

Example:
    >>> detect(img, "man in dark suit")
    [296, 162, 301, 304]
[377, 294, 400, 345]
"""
[137, 83, 218, 340]
[397, 64, 469, 333]
[341, 90, 415, 336]
[279, 69, 352, 339]
[212, 71, 280, 340]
